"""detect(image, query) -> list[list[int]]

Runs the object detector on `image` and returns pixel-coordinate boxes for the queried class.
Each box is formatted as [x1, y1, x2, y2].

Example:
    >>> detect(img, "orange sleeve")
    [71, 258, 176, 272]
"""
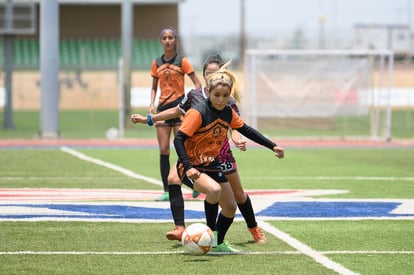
[230, 109, 245, 129]
[181, 57, 195, 75]
[179, 109, 202, 136]
[150, 60, 158, 78]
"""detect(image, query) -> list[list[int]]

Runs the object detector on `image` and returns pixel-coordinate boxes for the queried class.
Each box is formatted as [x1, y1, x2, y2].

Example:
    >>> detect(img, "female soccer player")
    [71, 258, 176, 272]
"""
[149, 26, 201, 201]
[132, 55, 269, 244]
[173, 63, 284, 252]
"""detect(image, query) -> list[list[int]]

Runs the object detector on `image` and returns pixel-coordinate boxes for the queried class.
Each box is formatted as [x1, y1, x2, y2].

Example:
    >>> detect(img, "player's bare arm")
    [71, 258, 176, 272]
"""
[131, 106, 183, 125]
[151, 107, 183, 123]
[148, 77, 158, 114]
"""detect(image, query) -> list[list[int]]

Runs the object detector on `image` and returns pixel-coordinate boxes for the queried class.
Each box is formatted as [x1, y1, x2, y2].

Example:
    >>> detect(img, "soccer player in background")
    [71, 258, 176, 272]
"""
[148, 26, 201, 201]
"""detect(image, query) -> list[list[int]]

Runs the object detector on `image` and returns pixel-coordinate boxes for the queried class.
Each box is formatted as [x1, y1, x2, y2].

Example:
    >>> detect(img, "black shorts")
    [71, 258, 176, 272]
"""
[155, 117, 182, 127]
[177, 160, 227, 190]
[156, 96, 184, 127]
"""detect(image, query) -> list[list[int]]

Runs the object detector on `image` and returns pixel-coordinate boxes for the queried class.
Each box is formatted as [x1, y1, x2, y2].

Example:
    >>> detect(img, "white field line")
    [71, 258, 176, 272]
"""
[3, 175, 413, 182]
[60, 146, 162, 187]
[322, 251, 414, 254]
[243, 176, 414, 181]
[2, 216, 414, 223]
[259, 221, 359, 275]
[0, 251, 300, 255]
[1, 250, 412, 256]
[256, 216, 414, 221]
[0, 177, 128, 180]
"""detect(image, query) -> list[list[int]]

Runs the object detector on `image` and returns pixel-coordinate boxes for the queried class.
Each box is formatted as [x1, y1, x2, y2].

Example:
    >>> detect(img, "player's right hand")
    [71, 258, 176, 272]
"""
[186, 168, 201, 181]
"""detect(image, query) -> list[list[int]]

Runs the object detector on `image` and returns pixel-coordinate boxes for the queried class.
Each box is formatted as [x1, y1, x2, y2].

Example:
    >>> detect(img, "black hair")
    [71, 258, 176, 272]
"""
[202, 54, 225, 77]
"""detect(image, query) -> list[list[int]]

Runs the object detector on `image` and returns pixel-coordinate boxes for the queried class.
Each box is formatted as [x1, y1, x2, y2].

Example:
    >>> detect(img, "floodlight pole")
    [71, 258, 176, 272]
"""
[318, 15, 326, 49]
[385, 52, 394, 142]
[239, 0, 246, 69]
[121, 0, 133, 133]
[39, 0, 60, 138]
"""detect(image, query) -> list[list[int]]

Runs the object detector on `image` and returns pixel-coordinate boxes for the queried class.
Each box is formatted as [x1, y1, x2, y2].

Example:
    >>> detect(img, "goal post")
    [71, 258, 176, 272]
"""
[242, 49, 394, 141]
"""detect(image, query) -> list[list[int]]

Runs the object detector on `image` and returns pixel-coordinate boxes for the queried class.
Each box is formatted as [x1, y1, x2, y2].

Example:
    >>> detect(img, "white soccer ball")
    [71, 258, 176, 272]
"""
[105, 127, 119, 140]
[181, 223, 214, 255]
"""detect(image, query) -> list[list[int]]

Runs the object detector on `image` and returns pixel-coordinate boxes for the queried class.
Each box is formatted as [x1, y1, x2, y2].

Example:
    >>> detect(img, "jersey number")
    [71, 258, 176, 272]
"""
[220, 161, 233, 171]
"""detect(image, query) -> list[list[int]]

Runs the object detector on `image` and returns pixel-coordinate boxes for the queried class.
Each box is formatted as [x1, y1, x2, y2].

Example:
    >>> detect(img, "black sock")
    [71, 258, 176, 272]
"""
[160, 154, 170, 192]
[169, 185, 184, 226]
[237, 195, 257, 229]
[204, 200, 219, 231]
[216, 213, 234, 245]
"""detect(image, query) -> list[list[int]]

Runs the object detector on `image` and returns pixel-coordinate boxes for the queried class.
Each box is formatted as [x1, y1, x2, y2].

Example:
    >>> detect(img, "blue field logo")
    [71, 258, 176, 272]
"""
[257, 201, 413, 218]
[0, 201, 413, 221]
[0, 189, 413, 221]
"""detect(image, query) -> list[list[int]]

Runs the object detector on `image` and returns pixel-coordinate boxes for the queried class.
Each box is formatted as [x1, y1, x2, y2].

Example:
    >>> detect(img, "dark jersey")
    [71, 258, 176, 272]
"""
[174, 99, 277, 171]
[178, 88, 240, 166]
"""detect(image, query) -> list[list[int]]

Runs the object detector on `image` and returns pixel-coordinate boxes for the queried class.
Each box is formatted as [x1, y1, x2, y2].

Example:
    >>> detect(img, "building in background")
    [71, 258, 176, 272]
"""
[353, 24, 412, 59]
[0, 0, 184, 111]
[0, 0, 184, 71]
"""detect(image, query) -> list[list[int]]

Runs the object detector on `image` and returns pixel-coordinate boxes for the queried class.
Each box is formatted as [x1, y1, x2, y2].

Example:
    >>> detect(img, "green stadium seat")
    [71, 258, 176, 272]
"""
[0, 37, 161, 70]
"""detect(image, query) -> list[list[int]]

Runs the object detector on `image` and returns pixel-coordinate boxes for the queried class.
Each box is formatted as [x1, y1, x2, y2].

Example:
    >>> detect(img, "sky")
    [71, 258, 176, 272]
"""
[178, 0, 414, 40]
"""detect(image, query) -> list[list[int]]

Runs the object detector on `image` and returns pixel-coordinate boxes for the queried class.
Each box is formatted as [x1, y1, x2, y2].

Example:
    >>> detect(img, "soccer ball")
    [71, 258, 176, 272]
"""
[181, 223, 214, 255]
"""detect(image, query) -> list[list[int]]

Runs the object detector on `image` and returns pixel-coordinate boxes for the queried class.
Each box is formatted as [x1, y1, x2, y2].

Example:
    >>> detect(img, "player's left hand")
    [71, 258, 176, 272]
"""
[233, 139, 247, 151]
[273, 146, 284, 159]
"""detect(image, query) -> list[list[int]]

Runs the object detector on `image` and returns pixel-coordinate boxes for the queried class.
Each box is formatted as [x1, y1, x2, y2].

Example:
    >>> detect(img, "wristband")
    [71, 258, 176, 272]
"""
[147, 114, 154, 126]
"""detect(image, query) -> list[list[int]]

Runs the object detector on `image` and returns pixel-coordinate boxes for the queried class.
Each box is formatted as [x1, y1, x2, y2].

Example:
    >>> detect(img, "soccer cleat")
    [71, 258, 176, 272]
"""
[210, 241, 239, 253]
[248, 226, 267, 244]
[156, 192, 169, 201]
[166, 225, 185, 241]
[192, 190, 200, 198]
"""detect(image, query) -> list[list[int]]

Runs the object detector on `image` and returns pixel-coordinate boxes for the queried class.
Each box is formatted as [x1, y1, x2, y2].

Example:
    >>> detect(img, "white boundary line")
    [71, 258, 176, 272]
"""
[60, 146, 162, 187]
[322, 251, 414, 254]
[0, 251, 300, 255]
[1, 217, 413, 223]
[1, 250, 411, 256]
[259, 221, 359, 275]
[0, 177, 129, 180]
[3, 175, 414, 181]
[243, 176, 414, 181]
[257, 216, 414, 221]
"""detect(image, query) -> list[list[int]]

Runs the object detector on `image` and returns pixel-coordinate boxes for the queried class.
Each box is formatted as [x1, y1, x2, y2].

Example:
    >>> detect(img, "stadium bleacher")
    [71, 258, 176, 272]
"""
[0, 38, 162, 70]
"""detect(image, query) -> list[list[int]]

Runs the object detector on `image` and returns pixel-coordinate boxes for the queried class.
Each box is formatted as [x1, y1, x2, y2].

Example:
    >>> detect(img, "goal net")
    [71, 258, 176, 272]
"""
[242, 49, 394, 140]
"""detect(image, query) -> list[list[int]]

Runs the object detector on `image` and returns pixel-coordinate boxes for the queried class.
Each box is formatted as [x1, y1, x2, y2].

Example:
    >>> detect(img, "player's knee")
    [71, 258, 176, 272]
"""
[168, 174, 180, 184]
[207, 184, 221, 202]
[220, 200, 237, 218]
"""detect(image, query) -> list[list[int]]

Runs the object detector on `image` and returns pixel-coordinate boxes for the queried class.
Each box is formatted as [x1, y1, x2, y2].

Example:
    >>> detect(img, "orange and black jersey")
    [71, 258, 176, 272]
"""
[174, 98, 277, 172]
[151, 54, 195, 109]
